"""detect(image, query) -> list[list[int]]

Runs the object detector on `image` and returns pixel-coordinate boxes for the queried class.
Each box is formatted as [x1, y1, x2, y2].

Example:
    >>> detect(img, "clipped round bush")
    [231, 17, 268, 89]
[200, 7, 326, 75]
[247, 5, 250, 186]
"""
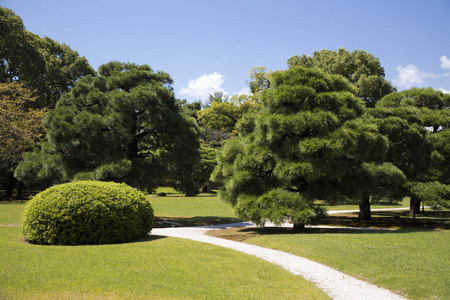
[22, 181, 154, 245]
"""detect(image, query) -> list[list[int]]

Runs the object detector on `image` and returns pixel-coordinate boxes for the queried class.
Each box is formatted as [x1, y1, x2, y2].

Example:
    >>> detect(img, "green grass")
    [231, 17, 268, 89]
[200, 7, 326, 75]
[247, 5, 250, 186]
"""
[3, 191, 448, 299]
[0, 202, 328, 299]
[240, 229, 449, 300]
[149, 194, 242, 226]
[0, 202, 25, 224]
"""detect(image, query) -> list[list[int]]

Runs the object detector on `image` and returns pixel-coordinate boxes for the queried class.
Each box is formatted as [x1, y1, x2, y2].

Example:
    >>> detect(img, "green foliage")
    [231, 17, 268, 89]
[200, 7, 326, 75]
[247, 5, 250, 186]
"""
[408, 181, 450, 209]
[204, 91, 228, 107]
[213, 66, 405, 226]
[15, 62, 200, 195]
[0, 7, 95, 108]
[21, 181, 154, 245]
[197, 94, 261, 134]
[235, 188, 326, 227]
[0, 82, 47, 173]
[377, 87, 450, 132]
[193, 145, 217, 192]
[368, 107, 432, 182]
[288, 48, 395, 107]
[429, 129, 450, 183]
[376, 87, 450, 199]
[248, 66, 271, 95]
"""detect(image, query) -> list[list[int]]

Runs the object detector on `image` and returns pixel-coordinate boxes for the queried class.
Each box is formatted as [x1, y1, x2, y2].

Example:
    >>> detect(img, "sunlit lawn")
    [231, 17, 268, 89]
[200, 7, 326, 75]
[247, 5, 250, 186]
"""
[239, 229, 449, 300]
[2, 190, 448, 300]
[0, 202, 328, 300]
[149, 188, 242, 226]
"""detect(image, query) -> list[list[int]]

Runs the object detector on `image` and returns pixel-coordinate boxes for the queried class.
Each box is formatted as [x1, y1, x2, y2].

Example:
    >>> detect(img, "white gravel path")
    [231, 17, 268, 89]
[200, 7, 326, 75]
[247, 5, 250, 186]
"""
[152, 220, 407, 300]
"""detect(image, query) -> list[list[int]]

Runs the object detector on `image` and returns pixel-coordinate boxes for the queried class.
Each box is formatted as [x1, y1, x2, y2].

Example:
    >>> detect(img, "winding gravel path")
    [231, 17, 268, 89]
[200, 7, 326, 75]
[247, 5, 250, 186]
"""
[152, 215, 407, 300]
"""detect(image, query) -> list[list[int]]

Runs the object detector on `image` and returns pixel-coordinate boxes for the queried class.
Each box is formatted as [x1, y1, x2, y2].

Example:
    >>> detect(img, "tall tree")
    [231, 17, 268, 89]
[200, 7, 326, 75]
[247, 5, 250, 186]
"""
[248, 67, 271, 96]
[15, 62, 200, 195]
[212, 67, 405, 227]
[193, 145, 218, 193]
[288, 48, 395, 107]
[375, 88, 450, 213]
[0, 7, 95, 108]
[0, 81, 46, 198]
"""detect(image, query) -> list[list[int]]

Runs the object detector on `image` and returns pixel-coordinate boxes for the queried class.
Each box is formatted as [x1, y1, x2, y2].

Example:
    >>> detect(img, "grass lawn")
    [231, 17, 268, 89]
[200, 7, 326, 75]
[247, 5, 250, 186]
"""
[2, 191, 449, 299]
[0, 202, 328, 299]
[149, 193, 242, 227]
[237, 229, 450, 300]
[209, 209, 450, 300]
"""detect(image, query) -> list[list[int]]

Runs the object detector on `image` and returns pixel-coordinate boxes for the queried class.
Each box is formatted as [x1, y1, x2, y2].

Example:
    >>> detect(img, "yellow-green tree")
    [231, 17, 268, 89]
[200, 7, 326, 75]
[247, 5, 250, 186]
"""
[197, 94, 262, 134]
[0, 81, 46, 197]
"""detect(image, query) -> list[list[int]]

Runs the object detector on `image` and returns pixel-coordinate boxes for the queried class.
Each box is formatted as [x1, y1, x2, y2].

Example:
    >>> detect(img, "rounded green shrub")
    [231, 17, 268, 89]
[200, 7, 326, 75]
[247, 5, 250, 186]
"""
[22, 181, 154, 245]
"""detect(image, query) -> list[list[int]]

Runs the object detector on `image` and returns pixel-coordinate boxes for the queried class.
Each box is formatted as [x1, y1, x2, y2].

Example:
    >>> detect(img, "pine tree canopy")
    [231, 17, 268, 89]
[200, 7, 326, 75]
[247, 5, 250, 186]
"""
[212, 66, 405, 226]
[15, 62, 200, 195]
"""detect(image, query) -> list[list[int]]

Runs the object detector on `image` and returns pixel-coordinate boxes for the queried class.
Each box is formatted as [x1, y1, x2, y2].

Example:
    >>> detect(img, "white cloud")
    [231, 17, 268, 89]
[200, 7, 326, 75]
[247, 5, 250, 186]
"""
[394, 56, 450, 90]
[393, 64, 424, 89]
[179, 72, 227, 101]
[438, 88, 450, 94]
[235, 87, 251, 96]
[440, 55, 450, 69]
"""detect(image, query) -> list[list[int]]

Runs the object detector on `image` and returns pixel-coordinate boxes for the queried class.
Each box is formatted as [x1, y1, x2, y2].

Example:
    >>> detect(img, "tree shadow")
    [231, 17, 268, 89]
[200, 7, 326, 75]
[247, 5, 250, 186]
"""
[131, 234, 168, 243]
[208, 210, 449, 241]
[154, 216, 243, 228]
[323, 210, 450, 230]
[315, 200, 405, 208]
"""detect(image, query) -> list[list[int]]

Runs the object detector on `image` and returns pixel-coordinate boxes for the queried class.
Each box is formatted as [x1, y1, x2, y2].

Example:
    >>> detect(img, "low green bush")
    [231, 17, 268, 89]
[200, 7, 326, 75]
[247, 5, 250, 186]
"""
[22, 181, 154, 245]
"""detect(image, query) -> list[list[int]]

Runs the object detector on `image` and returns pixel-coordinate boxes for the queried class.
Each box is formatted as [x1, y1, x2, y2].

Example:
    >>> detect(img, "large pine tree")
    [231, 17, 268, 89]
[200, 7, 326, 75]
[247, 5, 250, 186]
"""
[212, 66, 405, 226]
[15, 62, 200, 195]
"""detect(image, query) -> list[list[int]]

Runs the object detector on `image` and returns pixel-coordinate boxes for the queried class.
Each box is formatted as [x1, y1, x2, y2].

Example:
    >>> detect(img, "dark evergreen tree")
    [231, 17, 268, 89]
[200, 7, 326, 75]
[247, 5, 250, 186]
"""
[15, 62, 200, 195]
[375, 88, 450, 213]
[212, 67, 405, 226]
[288, 48, 395, 107]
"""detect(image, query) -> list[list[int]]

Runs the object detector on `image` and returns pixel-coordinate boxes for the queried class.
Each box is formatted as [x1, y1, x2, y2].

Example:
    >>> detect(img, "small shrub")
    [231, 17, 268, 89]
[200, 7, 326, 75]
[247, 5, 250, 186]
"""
[22, 181, 154, 245]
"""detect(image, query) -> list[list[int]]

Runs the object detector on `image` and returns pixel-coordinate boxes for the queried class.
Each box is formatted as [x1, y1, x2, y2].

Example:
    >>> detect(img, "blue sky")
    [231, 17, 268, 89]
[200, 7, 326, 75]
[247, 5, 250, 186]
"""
[3, 0, 450, 102]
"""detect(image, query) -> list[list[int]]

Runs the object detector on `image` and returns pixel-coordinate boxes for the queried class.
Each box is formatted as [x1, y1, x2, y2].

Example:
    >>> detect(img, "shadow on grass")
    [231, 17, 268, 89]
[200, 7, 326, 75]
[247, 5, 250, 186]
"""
[322, 210, 450, 230]
[209, 226, 437, 242]
[1, 199, 29, 204]
[132, 234, 167, 243]
[207, 210, 450, 242]
[20, 234, 168, 246]
[0, 189, 42, 201]
[315, 200, 405, 208]
[154, 216, 242, 228]
[149, 192, 217, 198]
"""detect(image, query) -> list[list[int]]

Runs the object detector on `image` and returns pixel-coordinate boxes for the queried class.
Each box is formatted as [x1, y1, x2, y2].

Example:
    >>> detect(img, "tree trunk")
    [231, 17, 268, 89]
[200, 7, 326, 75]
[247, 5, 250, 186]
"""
[410, 197, 421, 219]
[293, 223, 305, 231]
[358, 196, 371, 220]
[5, 173, 16, 198]
[16, 181, 24, 200]
[206, 178, 212, 193]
